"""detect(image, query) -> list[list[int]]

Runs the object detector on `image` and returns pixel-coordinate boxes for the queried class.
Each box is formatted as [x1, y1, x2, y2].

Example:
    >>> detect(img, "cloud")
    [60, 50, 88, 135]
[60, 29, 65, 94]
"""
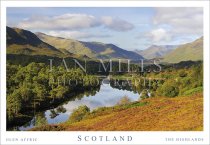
[101, 16, 134, 31]
[153, 7, 203, 35]
[17, 13, 134, 32]
[146, 28, 171, 42]
[18, 14, 100, 30]
[47, 31, 111, 39]
[138, 7, 203, 45]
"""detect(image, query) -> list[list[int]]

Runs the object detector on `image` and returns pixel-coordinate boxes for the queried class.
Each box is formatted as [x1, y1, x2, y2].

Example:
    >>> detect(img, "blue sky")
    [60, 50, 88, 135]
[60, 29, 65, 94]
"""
[7, 7, 203, 50]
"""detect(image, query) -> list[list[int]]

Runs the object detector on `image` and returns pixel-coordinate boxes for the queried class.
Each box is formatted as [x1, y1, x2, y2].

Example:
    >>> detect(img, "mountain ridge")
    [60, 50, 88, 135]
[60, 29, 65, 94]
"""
[135, 45, 178, 59]
[6, 26, 66, 57]
[163, 37, 203, 63]
[7, 26, 202, 63]
[36, 32, 144, 60]
[7, 26, 144, 60]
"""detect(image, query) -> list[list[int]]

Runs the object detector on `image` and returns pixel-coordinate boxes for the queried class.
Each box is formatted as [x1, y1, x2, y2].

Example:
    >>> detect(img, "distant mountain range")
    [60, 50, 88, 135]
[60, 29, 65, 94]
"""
[5, 26, 144, 60]
[135, 45, 178, 59]
[36, 32, 144, 60]
[163, 37, 203, 63]
[135, 37, 203, 63]
[6, 26, 203, 63]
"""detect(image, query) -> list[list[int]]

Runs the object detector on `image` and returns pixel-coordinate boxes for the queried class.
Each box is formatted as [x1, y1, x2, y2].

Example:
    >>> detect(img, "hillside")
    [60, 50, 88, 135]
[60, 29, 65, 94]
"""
[31, 93, 203, 131]
[81, 41, 144, 59]
[163, 37, 203, 63]
[36, 32, 144, 60]
[36, 32, 95, 58]
[6, 27, 66, 57]
[135, 45, 178, 59]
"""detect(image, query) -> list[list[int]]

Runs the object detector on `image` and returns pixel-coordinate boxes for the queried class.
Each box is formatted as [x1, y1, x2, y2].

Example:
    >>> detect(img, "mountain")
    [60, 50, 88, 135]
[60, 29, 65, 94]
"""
[6, 27, 67, 57]
[135, 45, 178, 59]
[163, 37, 203, 63]
[36, 32, 95, 58]
[36, 32, 144, 60]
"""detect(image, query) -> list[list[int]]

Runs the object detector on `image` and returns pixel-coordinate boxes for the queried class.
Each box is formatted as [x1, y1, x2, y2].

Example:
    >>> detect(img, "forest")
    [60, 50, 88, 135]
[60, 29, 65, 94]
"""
[6, 62, 100, 128]
[6, 56, 203, 130]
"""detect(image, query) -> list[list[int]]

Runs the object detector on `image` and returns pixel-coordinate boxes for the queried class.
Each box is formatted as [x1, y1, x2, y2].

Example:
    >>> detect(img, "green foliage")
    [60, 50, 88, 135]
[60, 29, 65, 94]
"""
[156, 80, 179, 98]
[49, 85, 68, 100]
[35, 112, 47, 127]
[140, 89, 150, 99]
[7, 93, 22, 121]
[179, 70, 188, 77]
[76, 101, 148, 121]
[6, 62, 99, 125]
[69, 105, 90, 123]
[131, 62, 203, 98]
[33, 84, 47, 100]
[183, 87, 203, 96]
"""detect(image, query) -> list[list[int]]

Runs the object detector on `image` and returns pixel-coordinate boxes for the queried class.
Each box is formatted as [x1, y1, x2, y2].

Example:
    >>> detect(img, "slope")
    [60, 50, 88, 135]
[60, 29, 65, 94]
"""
[135, 45, 178, 59]
[163, 37, 203, 63]
[36, 32, 144, 60]
[31, 93, 203, 131]
[7, 26, 66, 57]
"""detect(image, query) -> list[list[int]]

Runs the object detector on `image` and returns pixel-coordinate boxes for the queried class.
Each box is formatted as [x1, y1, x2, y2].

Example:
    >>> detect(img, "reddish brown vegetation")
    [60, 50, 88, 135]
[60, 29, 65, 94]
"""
[64, 93, 203, 131]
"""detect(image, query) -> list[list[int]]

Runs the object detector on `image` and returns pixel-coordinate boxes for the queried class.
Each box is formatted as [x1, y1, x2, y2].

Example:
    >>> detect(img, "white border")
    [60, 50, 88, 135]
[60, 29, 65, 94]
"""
[0, 1, 209, 145]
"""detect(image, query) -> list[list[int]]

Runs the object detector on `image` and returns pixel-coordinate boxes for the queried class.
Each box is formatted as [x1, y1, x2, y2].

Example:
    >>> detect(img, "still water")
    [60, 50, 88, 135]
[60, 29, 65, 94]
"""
[17, 80, 140, 130]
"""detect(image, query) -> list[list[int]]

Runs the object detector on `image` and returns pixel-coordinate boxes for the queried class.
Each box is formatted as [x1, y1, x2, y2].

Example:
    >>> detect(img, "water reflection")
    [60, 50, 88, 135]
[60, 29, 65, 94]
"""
[18, 79, 142, 130]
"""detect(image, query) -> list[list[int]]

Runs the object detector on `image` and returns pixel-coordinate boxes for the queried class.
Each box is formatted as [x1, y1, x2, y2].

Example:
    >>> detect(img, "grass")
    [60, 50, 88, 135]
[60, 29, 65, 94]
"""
[183, 87, 203, 96]
[30, 93, 203, 131]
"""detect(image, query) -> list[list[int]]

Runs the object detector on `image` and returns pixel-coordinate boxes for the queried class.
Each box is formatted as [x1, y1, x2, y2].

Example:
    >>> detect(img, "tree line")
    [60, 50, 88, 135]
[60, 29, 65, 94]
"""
[6, 62, 100, 127]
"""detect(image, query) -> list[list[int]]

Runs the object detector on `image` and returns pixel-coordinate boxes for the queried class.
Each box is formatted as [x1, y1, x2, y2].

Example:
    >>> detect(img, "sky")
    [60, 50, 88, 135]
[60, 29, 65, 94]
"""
[7, 7, 203, 50]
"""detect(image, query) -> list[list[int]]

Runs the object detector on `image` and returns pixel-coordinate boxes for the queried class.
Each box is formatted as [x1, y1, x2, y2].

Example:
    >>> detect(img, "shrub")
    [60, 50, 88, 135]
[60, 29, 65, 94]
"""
[69, 105, 90, 123]
[156, 80, 179, 98]
[183, 87, 203, 96]
[179, 70, 187, 77]
[140, 89, 149, 100]
[117, 96, 131, 105]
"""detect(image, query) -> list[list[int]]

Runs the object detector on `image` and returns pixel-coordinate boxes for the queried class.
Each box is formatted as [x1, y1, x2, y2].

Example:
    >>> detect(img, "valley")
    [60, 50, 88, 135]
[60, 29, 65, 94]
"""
[6, 26, 203, 131]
